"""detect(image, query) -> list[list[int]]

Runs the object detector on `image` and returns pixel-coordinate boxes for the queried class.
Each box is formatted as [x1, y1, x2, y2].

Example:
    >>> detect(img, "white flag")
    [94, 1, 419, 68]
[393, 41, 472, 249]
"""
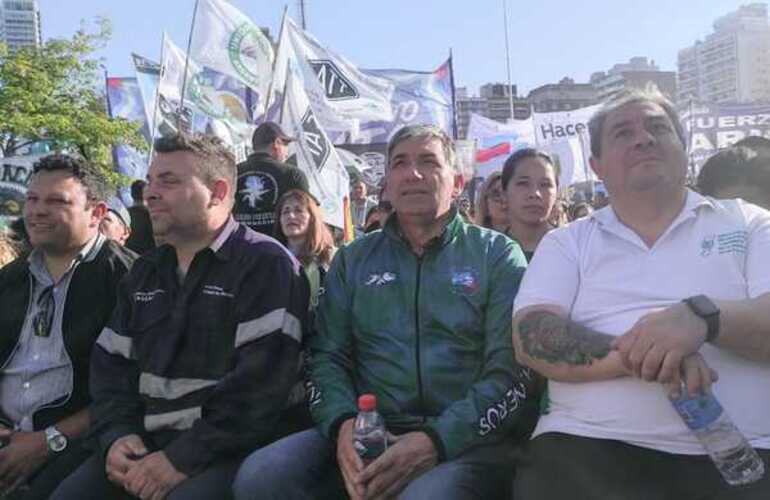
[280, 62, 350, 229]
[159, 35, 254, 149]
[269, 16, 394, 135]
[159, 35, 202, 106]
[189, 0, 273, 113]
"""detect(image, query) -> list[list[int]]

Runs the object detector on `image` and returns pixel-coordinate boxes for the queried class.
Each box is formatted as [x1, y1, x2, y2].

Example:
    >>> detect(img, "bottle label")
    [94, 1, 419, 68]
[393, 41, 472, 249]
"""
[671, 392, 724, 431]
[354, 437, 386, 461]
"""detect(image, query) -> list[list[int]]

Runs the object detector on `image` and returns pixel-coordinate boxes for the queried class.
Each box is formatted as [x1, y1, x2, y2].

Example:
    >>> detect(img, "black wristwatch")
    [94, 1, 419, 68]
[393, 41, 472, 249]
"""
[682, 295, 720, 343]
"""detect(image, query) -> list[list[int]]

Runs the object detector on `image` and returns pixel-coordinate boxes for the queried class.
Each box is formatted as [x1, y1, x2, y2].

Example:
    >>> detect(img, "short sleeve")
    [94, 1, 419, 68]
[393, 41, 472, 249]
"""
[512, 227, 581, 315]
[743, 201, 770, 298]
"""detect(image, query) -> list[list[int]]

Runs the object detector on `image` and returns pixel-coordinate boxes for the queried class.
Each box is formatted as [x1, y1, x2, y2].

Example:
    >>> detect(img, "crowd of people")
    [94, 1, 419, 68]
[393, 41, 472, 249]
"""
[0, 87, 768, 500]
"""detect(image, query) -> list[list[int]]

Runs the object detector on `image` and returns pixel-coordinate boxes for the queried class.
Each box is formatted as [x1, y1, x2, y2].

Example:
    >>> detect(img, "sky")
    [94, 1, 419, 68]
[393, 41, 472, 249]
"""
[39, 0, 751, 96]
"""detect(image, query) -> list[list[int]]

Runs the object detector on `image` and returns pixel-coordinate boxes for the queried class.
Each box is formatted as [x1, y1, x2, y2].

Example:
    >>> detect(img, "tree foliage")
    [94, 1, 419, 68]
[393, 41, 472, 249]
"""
[0, 18, 146, 183]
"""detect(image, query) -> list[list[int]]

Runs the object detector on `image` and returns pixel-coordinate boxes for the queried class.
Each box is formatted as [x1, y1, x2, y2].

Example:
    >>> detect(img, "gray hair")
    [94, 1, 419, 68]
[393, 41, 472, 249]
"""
[588, 85, 686, 159]
[386, 125, 457, 172]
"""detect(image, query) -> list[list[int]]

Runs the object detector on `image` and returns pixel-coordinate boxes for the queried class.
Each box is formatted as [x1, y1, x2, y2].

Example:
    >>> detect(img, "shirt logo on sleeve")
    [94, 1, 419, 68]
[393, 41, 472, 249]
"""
[478, 383, 528, 436]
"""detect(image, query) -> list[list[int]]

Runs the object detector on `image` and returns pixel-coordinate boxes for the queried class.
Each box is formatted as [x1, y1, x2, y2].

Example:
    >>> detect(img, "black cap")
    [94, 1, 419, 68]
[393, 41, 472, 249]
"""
[252, 121, 296, 148]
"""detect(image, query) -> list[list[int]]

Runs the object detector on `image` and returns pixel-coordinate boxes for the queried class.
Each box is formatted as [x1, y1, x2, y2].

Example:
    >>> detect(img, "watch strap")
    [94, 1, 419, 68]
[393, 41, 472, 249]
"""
[682, 295, 720, 343]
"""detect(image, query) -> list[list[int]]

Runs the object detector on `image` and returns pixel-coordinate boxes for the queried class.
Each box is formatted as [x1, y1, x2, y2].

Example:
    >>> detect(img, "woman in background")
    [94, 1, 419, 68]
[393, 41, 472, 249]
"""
[502, 148, 560, 262]
[273, 189, 337, 433]
[475, 171, 509, 233]
[274, 190, 336, 309]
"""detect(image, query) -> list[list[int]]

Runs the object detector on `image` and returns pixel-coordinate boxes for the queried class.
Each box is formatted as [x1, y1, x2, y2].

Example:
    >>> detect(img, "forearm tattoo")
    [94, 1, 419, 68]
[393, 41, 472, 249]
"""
[518, 311, 614, 365]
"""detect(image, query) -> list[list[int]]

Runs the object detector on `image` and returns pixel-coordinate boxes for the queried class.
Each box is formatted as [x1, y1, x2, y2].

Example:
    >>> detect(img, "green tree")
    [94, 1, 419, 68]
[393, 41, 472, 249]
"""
[0, 18, 146, 183]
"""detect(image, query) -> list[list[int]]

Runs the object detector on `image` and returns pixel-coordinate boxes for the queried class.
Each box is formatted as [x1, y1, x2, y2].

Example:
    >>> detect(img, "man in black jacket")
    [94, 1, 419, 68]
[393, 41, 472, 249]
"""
[233, 121, 309, 234]
[124, 180, 155, 254]
[0, 154, 135, 500]
[52, 133, 308, 500]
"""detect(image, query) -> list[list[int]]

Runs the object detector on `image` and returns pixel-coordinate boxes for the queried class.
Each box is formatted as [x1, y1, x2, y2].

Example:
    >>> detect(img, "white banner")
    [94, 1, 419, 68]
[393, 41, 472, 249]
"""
[533, 106, 599, 186]
[189, 0, 273, 114]
[466, 113, 535, 178]
[532, 105, 599, 145]
[280, 62, 350, 229]
[538, 137, 597, 188]
[467, 106, 600, 186]
[269, 16, 394, 135]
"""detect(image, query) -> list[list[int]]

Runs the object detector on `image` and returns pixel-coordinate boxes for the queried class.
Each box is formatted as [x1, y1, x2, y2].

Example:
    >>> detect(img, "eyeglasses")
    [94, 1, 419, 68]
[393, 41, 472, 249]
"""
[33, 285, 54, 338]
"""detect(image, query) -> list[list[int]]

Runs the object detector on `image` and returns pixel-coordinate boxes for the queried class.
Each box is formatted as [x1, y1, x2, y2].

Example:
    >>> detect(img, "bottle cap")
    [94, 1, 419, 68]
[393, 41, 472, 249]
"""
[358, 394, 377, 412]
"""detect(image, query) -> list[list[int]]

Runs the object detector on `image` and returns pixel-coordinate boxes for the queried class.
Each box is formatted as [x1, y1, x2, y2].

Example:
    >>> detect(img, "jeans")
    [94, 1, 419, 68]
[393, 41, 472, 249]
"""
[232, 428, 515, 500]
[49, 453, 241, 500]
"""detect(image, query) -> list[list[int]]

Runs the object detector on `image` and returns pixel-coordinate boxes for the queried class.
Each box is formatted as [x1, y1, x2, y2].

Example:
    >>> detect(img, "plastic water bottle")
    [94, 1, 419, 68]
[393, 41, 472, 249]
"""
[671, 388, 765, 485]
[353, 394, 387, 465]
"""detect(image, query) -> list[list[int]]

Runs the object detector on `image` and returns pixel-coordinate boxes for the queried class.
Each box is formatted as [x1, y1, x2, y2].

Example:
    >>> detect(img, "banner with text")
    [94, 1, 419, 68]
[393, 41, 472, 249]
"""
[467, 110, 597, 186]
[270, 16, 454, 145]
[680, 101, 770, 171]
[270, 17, 394, 137]
[355, 59, 454, 144]
[278, 62, 350, 228]
[0, 155, 42, 226]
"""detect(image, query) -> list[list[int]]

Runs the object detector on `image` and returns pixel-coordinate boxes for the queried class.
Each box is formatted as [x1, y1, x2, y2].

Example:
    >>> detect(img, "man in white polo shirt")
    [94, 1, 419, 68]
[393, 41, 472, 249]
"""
[511, 87, 770, 500]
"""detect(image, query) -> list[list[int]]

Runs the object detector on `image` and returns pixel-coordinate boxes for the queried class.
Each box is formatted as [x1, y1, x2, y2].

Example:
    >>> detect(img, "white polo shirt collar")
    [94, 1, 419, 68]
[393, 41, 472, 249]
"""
[589, 189, 716, 251]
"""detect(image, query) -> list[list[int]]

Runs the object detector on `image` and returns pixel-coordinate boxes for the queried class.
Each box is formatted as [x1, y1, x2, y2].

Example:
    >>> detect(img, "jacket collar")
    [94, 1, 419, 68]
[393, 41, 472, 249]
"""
[141, 217, 240, 267]
[384, 205, 463, 252]
[27, 232, 105, 284]
[209, 216, 239, 260]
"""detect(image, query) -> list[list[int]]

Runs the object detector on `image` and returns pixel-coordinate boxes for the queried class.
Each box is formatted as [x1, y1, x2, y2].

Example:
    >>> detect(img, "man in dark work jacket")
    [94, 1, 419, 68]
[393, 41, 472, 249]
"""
[51, 132, 308, 500]
[232, 121, 309, 235]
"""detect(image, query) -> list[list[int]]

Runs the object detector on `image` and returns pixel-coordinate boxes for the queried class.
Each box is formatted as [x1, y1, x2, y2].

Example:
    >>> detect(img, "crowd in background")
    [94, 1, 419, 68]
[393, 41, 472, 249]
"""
[0, 88, 770, 499]
[4, 126, 769, 264]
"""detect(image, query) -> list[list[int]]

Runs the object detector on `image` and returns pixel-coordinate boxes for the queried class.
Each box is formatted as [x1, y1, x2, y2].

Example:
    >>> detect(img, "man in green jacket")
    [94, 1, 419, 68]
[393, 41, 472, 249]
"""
[232, 125, 538, 500]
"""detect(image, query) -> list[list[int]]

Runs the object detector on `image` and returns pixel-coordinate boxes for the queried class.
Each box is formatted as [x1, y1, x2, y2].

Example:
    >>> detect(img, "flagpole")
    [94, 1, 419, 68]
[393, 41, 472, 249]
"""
[178, 0, 201, 122]
[448, 49, 459, 140]
[101, 65, 112, 116]
[502, 0, 515, 122]
[278, 63, 292, 125]
[688, 98, 695, 182]
[263, 6, 289, 118]
[102, 66, 121, 186]
[148, 35, 166, 162]
[298, 0, 307, 30]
